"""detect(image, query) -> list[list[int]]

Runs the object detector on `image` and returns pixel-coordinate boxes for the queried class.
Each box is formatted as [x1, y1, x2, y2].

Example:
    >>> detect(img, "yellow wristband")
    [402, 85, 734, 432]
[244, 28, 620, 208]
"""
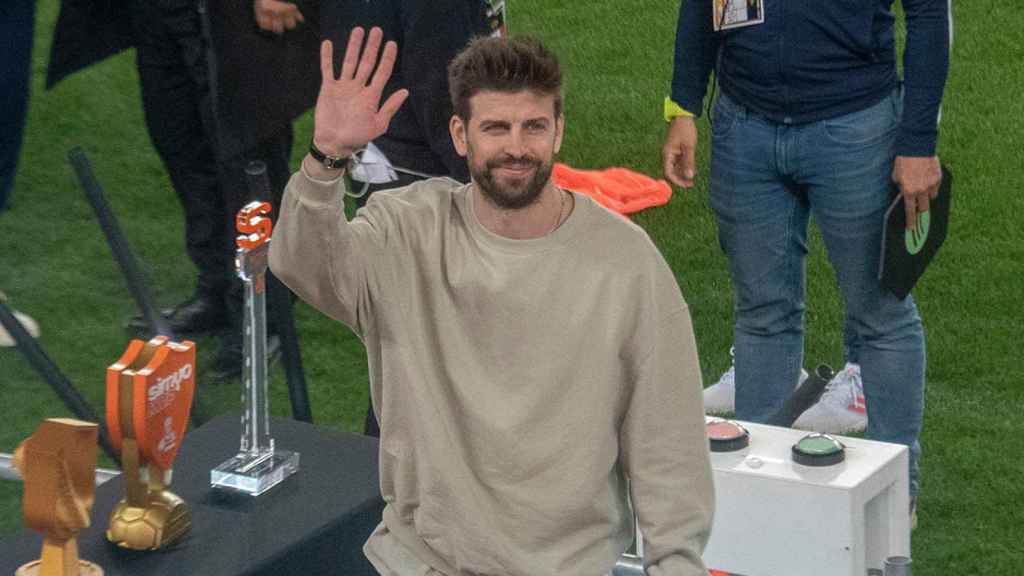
[664, 97, 695, 122]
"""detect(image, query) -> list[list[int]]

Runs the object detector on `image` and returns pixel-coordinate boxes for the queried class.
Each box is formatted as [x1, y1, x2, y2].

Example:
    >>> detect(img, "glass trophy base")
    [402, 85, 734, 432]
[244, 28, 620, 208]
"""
[210, 449, 299, 496]
[17, 559, 104, 576]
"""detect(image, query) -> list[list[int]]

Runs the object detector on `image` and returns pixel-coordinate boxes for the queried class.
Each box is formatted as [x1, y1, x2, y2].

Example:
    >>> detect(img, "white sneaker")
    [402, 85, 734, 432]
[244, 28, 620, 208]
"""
[703, 347, 808, 415]
[0, 291, 40, 347]
[702, 348, 737, 414]
[793, 362, 868, 434]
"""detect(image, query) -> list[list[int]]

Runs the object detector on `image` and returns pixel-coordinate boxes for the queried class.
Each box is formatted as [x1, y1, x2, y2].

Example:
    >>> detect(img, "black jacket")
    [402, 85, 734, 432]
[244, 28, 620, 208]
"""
[322, 0, 492, 181]
[47, 0, 321, 159]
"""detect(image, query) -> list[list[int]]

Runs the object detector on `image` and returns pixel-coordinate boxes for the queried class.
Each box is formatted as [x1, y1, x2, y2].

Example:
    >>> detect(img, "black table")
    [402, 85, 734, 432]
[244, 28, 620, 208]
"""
[0, 414, 384, 576]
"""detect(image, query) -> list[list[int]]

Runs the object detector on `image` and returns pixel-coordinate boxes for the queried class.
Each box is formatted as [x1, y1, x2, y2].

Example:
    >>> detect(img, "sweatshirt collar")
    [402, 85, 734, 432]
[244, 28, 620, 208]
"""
[460, 183, 590, 253]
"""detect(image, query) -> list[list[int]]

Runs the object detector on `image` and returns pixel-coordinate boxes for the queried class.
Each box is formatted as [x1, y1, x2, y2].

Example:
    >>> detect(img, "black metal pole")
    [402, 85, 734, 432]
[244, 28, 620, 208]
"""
[0, 300, 121, 465]
[269, 273, 312, 422]
[765, 364, 834, 428]
[244, 161, 313, 423]
[67, 147, 211, 427]
[67, 147, 174, 340]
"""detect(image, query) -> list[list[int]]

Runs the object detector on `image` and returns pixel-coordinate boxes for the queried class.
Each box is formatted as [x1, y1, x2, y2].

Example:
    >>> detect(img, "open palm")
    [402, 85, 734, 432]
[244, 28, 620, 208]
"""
[313, 27, 409, 158]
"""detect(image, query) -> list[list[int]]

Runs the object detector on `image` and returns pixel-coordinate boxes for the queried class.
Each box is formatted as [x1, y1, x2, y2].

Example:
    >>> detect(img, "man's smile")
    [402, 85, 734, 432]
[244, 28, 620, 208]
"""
[490, 157, 539, 179]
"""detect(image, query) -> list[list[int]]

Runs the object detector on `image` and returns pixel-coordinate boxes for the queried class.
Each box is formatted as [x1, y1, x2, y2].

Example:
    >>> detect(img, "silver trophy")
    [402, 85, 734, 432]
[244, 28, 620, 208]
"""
[211, 174, 299, 495]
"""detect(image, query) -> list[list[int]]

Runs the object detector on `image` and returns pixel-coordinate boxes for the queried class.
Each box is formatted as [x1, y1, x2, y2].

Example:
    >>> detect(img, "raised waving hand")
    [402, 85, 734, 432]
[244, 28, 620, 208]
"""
[312, 27, 409, 160]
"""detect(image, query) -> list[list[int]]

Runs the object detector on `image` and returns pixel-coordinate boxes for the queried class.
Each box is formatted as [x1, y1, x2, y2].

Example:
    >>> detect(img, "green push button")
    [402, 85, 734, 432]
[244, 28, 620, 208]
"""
[792, 433, 845, 466]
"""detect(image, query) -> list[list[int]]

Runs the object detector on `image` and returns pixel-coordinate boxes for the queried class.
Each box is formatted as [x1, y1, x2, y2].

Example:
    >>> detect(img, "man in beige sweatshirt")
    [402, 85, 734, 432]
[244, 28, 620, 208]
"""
[269, 27, 714, 576]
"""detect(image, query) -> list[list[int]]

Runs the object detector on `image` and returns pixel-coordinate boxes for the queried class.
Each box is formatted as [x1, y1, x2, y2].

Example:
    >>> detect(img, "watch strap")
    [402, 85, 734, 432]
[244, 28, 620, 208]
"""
[309, 141, 350, 170]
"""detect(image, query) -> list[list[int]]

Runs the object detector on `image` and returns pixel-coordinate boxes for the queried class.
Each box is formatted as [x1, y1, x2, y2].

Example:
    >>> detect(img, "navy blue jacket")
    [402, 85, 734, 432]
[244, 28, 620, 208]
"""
[671, 0, 950, 156]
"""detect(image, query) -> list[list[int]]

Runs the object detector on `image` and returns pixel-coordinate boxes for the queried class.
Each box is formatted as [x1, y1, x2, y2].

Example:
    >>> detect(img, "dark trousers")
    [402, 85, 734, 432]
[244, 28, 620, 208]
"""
[0, 0, 35, 213]
[133, 0, 292, 317]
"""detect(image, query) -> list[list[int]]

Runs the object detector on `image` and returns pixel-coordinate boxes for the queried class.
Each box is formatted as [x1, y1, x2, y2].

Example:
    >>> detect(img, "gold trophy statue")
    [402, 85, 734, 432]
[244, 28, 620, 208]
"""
[13, 418, 104, 576]
[105, 336, 195, 550]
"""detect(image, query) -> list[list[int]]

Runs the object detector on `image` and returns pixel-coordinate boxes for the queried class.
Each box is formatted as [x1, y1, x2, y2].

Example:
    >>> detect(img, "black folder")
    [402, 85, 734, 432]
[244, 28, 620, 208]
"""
[878, 166, 953, 300]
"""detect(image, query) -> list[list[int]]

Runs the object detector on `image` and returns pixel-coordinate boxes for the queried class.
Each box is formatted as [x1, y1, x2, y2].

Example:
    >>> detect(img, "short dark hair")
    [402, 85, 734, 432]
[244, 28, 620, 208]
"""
[448, 35, 563, 121]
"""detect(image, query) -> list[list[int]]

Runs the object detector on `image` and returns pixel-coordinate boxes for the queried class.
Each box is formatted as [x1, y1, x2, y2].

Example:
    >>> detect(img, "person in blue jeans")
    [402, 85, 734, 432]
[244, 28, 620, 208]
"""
[662, 0, 951, 506]
[0, 0, 35, 213]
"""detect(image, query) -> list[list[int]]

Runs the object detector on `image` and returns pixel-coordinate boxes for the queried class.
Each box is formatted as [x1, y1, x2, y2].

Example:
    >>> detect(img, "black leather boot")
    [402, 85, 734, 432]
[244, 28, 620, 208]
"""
[126, 289, 229, 336]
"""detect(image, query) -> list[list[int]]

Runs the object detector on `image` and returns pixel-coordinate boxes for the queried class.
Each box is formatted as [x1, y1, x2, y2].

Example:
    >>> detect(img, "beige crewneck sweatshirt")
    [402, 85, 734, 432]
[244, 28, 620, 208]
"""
[269, 167, 714, 576]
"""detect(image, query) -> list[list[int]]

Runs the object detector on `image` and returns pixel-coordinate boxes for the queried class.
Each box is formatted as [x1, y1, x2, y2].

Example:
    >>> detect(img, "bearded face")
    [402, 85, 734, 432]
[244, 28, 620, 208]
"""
[450, 89, 564, 210]
[467, 147, 554, 210]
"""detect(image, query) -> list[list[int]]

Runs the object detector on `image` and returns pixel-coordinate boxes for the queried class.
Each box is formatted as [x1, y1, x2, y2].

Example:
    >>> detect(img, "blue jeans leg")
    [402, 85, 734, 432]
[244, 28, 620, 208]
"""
[711, 91, 925, 496]
[799, 92, 925, 496]
[710, 94, 810, 422]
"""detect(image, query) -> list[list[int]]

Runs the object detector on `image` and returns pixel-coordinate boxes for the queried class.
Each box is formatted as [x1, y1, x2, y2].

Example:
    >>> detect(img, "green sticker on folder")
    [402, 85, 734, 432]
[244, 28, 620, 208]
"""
[879, 166, 953, 300]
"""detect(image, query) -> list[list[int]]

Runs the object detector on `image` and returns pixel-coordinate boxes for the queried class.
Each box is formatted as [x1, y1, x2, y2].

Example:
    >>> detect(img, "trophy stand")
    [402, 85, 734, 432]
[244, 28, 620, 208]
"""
[14, 418, 104, 576]
[105, 336, 194, 550]
[210, 201, 299, 496]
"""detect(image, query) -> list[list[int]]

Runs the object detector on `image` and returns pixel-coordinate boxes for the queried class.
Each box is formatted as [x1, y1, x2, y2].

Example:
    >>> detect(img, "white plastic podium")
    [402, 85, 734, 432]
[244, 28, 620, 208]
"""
[699, 418, 910, 576]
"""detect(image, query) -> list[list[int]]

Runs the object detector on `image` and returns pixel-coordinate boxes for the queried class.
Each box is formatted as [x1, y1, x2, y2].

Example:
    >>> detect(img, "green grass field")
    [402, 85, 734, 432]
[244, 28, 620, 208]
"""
[2, 0, 1023, 572]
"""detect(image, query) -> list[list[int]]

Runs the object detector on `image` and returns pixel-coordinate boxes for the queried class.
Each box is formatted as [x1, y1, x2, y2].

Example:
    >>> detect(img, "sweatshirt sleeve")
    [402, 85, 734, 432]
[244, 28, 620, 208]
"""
[621, 304, 715, 576]
[670, 0, 720, 117]
[896, 0, 951, 156]
[268, 165, 392, 337]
